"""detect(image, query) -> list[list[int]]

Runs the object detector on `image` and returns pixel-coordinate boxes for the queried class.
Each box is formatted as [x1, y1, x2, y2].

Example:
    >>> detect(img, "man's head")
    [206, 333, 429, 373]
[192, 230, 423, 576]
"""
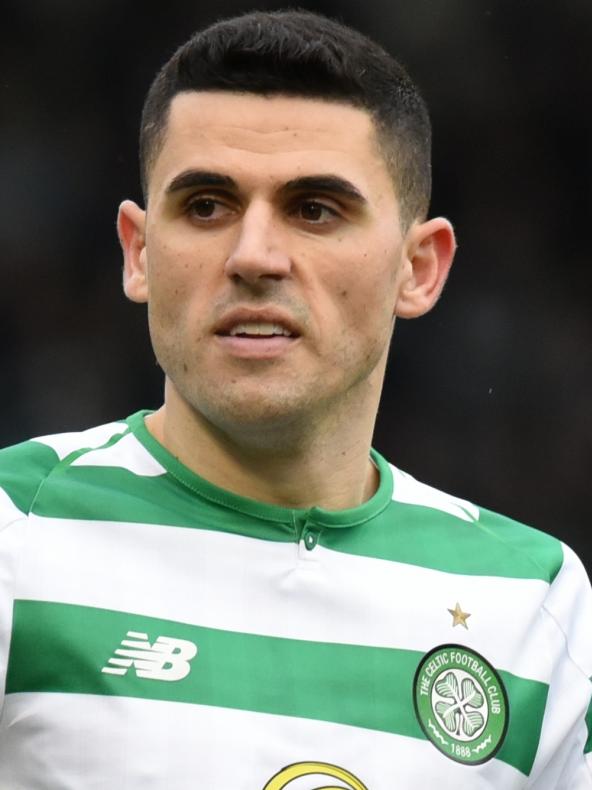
[119, 11, 455, 452]
[140, 9, 431, 229]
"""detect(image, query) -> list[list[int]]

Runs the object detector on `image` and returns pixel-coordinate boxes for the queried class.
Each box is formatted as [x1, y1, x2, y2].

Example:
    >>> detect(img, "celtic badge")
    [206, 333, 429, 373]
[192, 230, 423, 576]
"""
[413, 644, 509, 765]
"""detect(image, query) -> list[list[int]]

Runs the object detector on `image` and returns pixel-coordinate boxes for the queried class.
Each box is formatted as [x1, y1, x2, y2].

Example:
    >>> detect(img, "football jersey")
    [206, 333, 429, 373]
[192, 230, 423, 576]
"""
[0, 410, 591, 789]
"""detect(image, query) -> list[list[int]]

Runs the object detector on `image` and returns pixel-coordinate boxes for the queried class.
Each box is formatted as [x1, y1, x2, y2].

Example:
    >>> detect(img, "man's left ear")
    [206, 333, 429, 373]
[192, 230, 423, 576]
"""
[394, 217, 456, 318]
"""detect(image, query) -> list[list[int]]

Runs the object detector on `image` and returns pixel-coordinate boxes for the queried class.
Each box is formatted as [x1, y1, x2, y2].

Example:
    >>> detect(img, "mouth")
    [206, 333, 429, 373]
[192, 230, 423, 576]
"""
[213, 311, 301, 358]
[214, 309, 301, 339]
[223, 321, 295, 339]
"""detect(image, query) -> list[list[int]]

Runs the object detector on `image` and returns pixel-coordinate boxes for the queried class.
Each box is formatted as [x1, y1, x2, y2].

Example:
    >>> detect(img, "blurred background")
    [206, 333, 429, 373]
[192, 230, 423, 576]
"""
[1, 0, 591, 568]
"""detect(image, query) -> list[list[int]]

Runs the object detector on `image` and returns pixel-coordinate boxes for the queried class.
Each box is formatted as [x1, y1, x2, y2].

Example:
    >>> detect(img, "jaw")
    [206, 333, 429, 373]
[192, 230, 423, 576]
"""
[152, 306, 394, 456]
[163, 341, 388, 459]
[162, 373, 313, 455]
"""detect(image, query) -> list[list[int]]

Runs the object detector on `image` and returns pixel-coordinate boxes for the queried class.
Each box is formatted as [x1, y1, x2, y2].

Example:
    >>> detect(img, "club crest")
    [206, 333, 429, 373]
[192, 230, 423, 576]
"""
[413, 644, 509, 765]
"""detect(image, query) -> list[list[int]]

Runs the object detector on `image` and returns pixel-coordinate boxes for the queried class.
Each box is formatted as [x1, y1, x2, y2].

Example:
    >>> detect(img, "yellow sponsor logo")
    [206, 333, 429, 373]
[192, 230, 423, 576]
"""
[263, 761, 368, 790]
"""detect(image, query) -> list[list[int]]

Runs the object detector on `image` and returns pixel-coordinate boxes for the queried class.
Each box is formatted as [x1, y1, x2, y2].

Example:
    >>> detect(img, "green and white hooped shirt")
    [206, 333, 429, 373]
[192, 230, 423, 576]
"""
[0, 411, 591, 789]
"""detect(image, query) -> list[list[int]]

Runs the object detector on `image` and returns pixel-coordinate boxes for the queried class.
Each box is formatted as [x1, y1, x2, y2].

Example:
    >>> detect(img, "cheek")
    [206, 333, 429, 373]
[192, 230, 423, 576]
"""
[146, 242, 207, 323]
[335, 253, 398, 316]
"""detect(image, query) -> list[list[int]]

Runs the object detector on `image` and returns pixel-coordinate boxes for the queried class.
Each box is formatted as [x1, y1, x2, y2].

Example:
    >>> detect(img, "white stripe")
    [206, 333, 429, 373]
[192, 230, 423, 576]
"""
[0, 693, 526, 789]
[16, 515, 556, 682]
[70, 432, 166, 476]
[33, 421, 128, 461]
[542, 543, 592, 677]
[391, 466, 479, 522]
[564, 760, 592, 790]
[0, 485, 25, 525]
[528, 617, 592, 787]
[0, 517, 26, 710]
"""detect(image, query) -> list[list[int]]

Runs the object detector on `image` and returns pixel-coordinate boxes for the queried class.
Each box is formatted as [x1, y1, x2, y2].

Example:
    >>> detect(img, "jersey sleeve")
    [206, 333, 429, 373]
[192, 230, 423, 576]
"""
[0, 422, 129, 723]
[529, 543, 592, 787]
[0, 440, 60, 716]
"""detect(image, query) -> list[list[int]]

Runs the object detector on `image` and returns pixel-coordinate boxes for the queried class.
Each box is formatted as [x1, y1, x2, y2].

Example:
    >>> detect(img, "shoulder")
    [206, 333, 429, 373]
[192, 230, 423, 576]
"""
[0, 419, 130, 523]
[387, 465, 564, 583]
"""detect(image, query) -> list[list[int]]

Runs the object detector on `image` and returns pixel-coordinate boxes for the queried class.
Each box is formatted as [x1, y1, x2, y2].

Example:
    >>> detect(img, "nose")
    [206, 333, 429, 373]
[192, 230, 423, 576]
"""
[224, 202, 292, 285]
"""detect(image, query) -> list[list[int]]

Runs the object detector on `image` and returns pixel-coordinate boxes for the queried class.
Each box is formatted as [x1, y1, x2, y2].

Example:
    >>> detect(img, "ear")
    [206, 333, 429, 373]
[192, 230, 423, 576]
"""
[117, 200, 148, 303]
[394, 217, 456, 318]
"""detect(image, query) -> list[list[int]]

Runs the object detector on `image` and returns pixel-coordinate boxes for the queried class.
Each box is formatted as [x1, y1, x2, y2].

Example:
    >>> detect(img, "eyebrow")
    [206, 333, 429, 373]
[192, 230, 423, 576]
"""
[165, 170, 237, 194]
[164, 169, 367, 204]
[280, 175, 367, 204]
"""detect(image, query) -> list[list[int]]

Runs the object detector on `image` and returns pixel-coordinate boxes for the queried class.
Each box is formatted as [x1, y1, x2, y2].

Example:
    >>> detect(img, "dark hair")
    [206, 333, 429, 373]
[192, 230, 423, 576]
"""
[140, 9, 431, 226]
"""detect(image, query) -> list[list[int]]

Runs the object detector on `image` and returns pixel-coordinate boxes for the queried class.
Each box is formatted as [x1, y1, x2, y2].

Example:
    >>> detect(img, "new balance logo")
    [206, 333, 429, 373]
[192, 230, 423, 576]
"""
[102, 631, 198, 681]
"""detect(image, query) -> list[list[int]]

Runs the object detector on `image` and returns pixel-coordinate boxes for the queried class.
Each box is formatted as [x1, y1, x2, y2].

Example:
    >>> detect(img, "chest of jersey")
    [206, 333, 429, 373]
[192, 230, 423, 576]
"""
[0, 505, 553, 789]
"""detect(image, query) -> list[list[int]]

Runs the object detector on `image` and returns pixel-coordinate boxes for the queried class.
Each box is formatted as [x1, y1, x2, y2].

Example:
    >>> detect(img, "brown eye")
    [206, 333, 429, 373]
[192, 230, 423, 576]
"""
[296, 200, 337, 224]
[185, 196, 234, 222]
[300, 201, 323, 221]
[190, 198, 216, 218]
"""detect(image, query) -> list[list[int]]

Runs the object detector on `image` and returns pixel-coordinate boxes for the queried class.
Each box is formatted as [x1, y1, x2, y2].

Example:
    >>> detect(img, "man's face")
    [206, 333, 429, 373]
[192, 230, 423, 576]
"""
[126, 92, 418, 437]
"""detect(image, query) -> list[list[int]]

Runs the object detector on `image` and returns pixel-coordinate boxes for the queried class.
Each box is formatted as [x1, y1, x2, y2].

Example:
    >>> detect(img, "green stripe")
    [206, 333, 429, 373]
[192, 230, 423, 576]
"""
[31, 460, 562, 581]
[32, 465, 297, 543]
[322, 502, 563, 582]
[7, 600, 547, 775]
[132, 408, 562, 580]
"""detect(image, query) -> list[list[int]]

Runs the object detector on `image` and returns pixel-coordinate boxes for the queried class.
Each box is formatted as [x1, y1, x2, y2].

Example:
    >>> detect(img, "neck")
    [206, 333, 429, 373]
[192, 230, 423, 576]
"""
[145, 380, 382, 511]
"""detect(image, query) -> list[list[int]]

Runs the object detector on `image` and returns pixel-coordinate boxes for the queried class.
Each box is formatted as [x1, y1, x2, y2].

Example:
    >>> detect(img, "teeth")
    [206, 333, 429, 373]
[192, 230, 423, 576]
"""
[229, 322, 292, 337]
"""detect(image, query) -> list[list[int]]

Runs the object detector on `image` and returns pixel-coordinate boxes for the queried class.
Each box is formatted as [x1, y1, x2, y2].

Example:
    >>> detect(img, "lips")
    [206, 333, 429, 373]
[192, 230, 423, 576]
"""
[214, 309, 301, 339]
[213, 308, 301, 359]
[228, 321, 293, 338]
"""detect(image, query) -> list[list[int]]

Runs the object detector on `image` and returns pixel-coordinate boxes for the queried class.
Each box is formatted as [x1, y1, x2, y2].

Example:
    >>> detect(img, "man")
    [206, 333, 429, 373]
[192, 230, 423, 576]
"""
[0, 10, 590, 789]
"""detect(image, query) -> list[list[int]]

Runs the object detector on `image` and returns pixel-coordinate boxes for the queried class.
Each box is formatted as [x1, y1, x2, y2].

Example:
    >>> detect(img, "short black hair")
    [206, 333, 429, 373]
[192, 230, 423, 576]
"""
[140, 9, 432, 227]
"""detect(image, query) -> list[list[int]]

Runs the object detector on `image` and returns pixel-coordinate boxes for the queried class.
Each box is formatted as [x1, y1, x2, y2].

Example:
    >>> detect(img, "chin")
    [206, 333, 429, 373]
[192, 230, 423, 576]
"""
[192, 386, 316, 444]
[211, 396, 303, 428]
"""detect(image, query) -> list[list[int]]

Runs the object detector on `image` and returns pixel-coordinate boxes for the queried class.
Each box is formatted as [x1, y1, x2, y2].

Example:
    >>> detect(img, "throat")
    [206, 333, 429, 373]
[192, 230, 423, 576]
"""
[153, 380, 380, 510]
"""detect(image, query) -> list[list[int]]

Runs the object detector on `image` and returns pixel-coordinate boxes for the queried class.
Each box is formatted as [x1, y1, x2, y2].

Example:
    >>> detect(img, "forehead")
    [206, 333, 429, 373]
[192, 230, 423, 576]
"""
[149, 91, 395, 199]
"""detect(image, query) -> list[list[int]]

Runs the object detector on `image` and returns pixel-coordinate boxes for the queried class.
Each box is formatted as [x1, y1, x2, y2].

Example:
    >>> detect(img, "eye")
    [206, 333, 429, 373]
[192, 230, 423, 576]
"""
[295, 200, 339, 224]
[185, 196, 234, 222]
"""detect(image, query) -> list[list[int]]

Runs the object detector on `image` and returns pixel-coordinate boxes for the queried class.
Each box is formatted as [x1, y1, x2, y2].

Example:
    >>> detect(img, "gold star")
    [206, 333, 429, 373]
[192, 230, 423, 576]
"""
[448, 602, 471, 629]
